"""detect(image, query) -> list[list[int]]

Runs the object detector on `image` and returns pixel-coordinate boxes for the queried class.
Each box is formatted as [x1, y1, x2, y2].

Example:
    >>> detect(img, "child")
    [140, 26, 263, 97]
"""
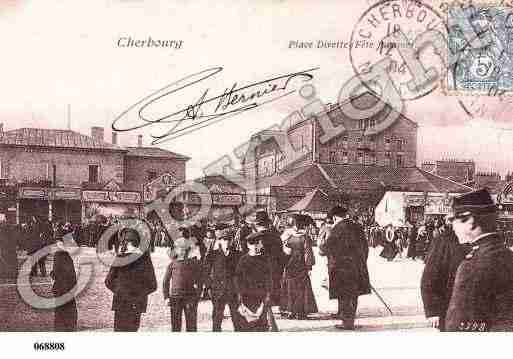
[235, 234, 273, 332]
[163, 227, 202, 332]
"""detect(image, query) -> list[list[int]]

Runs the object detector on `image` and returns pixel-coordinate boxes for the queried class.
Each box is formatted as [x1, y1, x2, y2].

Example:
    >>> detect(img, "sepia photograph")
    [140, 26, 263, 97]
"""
[1, 0, 513, 356]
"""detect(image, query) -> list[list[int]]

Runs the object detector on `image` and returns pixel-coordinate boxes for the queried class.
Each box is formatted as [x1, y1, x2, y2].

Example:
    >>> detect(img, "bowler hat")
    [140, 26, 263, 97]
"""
[448, 188, 496, 220]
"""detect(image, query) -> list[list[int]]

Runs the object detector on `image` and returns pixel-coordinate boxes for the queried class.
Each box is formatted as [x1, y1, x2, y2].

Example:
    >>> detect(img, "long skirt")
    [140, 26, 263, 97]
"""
[281, 274, 318, 315]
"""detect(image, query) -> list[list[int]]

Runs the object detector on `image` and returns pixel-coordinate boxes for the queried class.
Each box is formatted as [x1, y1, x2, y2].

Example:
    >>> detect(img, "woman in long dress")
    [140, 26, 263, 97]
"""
[280, 214, 318, 319]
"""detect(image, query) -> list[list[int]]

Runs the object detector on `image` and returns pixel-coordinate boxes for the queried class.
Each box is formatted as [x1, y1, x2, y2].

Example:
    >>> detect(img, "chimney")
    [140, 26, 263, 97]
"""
[91, 126, 104, 142]
[112, 132, 118, 145]
[138, 135, 143, 147]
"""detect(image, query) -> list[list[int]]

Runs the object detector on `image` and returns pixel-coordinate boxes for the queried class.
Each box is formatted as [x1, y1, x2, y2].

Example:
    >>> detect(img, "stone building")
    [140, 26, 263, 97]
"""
[0, 125, 189, 224]
[421, 159, 475, 184]
[242, 91, 418, 180]
[238, 92, 470, 215]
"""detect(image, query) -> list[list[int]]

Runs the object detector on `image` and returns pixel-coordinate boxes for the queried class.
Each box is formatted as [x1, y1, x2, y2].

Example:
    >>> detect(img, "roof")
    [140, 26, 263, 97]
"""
[81, 180, 133, 191]
[125, 147, 190, 160]
[287, 188, 336, 213]
[319, 164, 473, 193]
[193, 175, 246, 194]
[255, 165, 314, 189]
[0, 128, 124, 151]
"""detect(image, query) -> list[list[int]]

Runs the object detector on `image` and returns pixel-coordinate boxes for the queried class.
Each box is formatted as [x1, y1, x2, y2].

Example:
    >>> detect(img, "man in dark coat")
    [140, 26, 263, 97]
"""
[325, 205, 371, 330]
[27, 216, 47, 277]
[244, 211, 284, 307]
[51, 230, 78, 331]
[0, 218, 18, 280]
[420, 223, 470, 331]
[203, 224, 243, 331]
[105, 228, 157, 331]
[445, 188, 513, 331]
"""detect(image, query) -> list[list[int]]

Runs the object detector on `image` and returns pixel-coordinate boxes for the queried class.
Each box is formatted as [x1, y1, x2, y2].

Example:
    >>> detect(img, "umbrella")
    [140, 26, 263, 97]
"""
[287, 188, 335, 213]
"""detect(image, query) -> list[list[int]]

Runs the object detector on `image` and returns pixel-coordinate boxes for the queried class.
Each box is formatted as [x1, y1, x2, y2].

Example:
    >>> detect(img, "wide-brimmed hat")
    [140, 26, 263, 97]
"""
[447, 188, 496, 221]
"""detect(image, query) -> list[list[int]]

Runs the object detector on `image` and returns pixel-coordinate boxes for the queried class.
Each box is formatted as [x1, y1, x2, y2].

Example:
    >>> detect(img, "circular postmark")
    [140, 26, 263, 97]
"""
[350, 0, 448, 101]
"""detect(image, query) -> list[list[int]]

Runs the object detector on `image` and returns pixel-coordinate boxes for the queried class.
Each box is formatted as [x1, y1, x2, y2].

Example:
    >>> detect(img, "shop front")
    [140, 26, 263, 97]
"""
[0, 185, 18, 224]
[82, 190, 142, 224]
[18, 187, 50, 225]
[376, 191, 455, 226]
[50, 188, 82, 224]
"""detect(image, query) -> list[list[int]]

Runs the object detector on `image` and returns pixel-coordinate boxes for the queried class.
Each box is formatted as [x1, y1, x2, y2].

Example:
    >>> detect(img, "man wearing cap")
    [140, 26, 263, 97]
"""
[325, 205, 370, 330]
[445, 188, 513, 331]
[204, 223, 243, 331]
[420, 219, 471, 332]
[245, 210, 284, 307]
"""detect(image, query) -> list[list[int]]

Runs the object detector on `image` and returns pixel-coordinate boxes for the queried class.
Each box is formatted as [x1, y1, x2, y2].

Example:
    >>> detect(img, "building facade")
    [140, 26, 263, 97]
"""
[242, 92, 418, 180]
[0, 126, 189, 224]
[421, 159, 475, 184]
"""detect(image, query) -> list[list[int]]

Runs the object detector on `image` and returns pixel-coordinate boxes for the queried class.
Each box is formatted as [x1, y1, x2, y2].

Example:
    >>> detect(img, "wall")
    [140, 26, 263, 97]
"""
[124, 156, 186, 191]
[317, 114, 417, 167]
[0, 147, 124, 186]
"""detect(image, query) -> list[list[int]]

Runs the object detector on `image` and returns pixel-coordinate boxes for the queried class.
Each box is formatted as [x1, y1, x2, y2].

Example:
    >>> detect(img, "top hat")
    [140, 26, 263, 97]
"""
[448, 188, 496, 220]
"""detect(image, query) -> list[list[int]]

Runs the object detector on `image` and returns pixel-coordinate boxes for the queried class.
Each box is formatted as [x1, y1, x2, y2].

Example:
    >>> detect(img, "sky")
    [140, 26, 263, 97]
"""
[1, 0, 512, 179]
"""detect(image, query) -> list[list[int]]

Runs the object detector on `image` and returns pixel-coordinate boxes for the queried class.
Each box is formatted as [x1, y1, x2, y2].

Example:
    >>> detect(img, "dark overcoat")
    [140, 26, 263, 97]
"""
[420, 228, 470, 331]
[105, 251, 157, 313]
[326, 218, 371, 299]
[245, 230, 284, 305]
[203, 249, 242, 300]
[445, 234, 513, 331]
[51, 251, 78, 331]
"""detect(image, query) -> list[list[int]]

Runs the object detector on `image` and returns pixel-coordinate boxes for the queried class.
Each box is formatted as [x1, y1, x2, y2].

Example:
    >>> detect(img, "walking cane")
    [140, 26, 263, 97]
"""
[267, 306, 279, 332]
[370, 283, 394, 316]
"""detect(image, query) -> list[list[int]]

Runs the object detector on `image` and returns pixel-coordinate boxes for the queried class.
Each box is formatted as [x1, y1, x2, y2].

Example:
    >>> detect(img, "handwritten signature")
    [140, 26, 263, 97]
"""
[112, 67, 319, 145]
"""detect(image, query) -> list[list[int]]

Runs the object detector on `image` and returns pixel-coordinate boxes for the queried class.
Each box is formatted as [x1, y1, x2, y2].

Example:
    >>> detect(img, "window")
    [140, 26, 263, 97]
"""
[276, 153, 285, 171]
[52, 164, 57, 186]
[364, 119, 369, 129]
[370, 119, 376, 128]
[358, 120, 364, 130]
[329, 151, 337, 163]
[385, 152, 391, 166]
[0, 160, 3, 179]
[89, 165, 99, 183]
[147, 170, 158, 182]
[357, 152, 363, 164]
[365, 152, 376, 165]
[342, 136, 348, 148]
[397, 139, 403, 151]
[342, 151, 349, 164]
[397, 154, 404, 167]
[385, 138, 391, 151]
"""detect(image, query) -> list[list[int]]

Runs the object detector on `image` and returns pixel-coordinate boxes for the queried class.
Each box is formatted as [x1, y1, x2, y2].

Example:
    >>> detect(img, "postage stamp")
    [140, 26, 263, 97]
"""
[446, 2, 513, 95]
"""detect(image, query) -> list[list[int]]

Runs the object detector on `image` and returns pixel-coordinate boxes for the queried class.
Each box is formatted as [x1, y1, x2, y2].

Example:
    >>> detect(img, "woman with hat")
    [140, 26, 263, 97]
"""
[280, 214, 318, 319]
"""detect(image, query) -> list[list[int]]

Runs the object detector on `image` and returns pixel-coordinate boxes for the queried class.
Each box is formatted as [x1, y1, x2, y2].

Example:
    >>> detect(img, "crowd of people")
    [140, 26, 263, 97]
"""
[17, 205, 369, 332]
[4, 187, 513, 332]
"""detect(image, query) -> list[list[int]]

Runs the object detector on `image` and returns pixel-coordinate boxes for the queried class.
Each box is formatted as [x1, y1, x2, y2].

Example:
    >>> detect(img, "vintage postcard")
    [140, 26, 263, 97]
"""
[1, 0, 513, 355]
